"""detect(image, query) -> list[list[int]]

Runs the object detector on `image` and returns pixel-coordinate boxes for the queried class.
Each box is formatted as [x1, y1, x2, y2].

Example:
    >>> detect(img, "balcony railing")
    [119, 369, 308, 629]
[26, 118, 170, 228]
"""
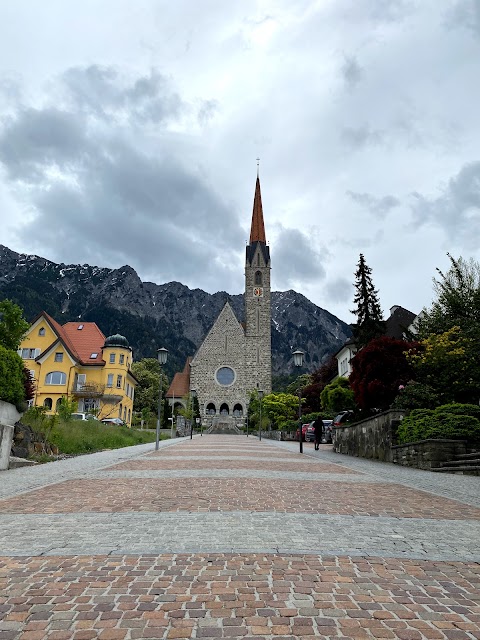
[71, 382, 105, 397]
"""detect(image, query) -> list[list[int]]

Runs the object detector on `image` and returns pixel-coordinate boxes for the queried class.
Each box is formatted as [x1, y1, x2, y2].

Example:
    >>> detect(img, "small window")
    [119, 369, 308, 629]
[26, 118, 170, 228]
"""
[43, 398, 53, 410]
[255, 270, 262, 285]
[54, 352, 63, 363]
[110, 353, 115, 364]
[21, 348, 38, 359]
[45, 371, 67, 385]
[119, 404, 122, 418]
[107, 374, 113, 388]
[119, 354, 125, 364]
[126, 383, 130, 397]
[90, 353, 98, 359]
[116, 375, 122, 388]
[78, 324, 84, 330]
[38, 328, 46, 336]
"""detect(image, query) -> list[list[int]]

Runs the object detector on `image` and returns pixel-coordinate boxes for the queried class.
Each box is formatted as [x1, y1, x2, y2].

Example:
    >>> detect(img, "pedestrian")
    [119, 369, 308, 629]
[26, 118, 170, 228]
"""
[313, 416, 323, 450]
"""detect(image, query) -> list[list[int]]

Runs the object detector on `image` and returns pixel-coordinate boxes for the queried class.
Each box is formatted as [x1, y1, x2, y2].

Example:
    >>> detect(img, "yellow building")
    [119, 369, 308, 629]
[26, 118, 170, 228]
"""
[18, 311, 137, 425]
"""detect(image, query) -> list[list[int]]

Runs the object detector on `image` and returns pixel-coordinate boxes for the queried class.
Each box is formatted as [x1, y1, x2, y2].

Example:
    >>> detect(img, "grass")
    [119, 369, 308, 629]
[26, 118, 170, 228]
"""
[22, 411, 163, 456]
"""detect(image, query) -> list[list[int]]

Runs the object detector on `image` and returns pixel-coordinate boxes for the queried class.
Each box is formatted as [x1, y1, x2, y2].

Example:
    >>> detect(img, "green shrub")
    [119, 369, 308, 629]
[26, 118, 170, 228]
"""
[391, 382, 440, 413]
[0, 345, 25, 406]
[397, 404, 480, 444]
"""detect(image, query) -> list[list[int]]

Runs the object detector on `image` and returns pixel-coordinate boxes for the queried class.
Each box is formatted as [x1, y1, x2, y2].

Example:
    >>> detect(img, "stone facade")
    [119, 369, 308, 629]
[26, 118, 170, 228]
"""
[189, 176, 272, 424]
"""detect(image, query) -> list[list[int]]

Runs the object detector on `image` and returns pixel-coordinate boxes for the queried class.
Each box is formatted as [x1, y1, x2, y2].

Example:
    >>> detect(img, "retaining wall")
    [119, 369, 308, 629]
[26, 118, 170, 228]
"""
[391, 439, 467, 469]
[333, 410, 405, 461]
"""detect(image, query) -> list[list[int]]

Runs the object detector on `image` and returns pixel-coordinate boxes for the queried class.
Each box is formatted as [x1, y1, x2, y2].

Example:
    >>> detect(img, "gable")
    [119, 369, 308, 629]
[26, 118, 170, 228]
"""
[192, 303, 245, 365]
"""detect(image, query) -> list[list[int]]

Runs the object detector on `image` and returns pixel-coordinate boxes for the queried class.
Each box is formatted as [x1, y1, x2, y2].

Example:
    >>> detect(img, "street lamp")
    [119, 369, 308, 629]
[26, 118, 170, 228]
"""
[190, 389, 196, 439]
[292, 349, 305, 454]
[258, 390, 264, 441]
[200, 403, 204, 436]
[156, 347, 168, 451]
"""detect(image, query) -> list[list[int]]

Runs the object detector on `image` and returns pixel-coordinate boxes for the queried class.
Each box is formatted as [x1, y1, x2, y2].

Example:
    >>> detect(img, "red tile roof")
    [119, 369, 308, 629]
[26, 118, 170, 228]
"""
[62, 322, 106, 365]
[166, 357, 192, 399]
[38, 312, 106, 365]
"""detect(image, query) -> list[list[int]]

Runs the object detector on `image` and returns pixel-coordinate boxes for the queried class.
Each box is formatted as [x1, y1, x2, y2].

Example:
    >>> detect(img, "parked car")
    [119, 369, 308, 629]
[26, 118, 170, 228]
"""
[101, 417, 126, 426]
[71, 412, 98, 421]
[305, 422, 316, 442]
[322, 419, 333, 443]
[295, 423, 310, 441]
[333, 410, 354, 427]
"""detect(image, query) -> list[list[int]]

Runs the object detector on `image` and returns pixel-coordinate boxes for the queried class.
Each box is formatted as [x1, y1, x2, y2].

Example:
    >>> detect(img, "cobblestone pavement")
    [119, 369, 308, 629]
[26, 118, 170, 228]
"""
[1, 435, 479, 639]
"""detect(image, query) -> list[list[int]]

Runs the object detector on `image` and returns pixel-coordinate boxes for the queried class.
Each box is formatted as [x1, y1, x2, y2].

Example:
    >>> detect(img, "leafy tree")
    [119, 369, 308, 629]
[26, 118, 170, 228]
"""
[302, 355, 338, 413]
[406, 326, 479, 404]
[416, 254, 480, 340]
[131, 358, 169, 419]
[0, 299, 30, 351]
[0, 344, 26, 406]
[261, 393, 300, 430]
[320, 377, 355, 414]
[350, 336, 418, 411]
[351, 254, 385, 348]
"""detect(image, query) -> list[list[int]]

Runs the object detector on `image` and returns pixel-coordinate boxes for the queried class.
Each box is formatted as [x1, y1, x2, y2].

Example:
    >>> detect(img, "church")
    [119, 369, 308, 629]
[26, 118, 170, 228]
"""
[166, 174, 272, 428]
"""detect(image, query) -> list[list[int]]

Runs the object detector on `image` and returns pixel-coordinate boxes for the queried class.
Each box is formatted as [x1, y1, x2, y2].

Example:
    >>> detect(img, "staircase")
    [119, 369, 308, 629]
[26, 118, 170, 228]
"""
[431, 449, 480, 475]
[206, 416, 242, 435]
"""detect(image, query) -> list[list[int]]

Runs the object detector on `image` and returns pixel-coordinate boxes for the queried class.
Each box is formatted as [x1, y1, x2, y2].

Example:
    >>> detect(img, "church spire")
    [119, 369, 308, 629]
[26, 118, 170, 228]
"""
[249, 175, 266, 244]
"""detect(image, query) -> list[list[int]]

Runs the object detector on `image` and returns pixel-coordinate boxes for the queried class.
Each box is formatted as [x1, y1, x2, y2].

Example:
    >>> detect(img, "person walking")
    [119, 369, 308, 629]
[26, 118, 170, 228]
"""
[313, 416, 323, 450]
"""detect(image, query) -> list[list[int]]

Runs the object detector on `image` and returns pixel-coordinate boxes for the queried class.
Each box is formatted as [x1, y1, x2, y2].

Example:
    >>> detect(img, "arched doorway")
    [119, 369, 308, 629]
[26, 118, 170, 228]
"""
[206, 403, 216, 415]
[233, 404, 243, 417]
[220, 403, 229, 415]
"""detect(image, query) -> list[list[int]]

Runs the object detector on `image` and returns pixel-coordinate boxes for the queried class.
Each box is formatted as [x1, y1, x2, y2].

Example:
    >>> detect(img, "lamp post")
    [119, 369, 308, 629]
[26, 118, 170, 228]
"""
[156, 347, 168, 451]
[258, 390, 264, 441]
[292, 349, 305, 454]
[246, 404, 249, 437]
[190, 389, 196, 439]
[200, 403, 204, 436]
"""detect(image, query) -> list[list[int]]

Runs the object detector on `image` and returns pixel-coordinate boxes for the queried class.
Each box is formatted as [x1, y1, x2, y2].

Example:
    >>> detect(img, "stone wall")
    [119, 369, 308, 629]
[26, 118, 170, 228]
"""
[391, 439, 467, 470]
[0, 423, 14, 470]
[333, 410, 405, 461]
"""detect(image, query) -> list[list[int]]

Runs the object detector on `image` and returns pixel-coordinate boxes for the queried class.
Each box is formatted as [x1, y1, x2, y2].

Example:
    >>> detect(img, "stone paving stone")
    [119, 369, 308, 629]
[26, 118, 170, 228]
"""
[1, 477, 479, 519]
[107, 458, 360, 474]
[2, 434, 480, 639]
[0, 554, 479, 639]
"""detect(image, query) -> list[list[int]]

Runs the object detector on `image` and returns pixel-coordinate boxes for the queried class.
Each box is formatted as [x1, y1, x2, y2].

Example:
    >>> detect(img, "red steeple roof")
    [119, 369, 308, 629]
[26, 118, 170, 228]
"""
[249, 176, 266, 244]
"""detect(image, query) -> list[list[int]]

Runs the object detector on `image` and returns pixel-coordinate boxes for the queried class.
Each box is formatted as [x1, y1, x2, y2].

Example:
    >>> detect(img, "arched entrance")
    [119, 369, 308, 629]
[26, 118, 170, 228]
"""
[220, 403, 229, 415]
[206, 403, 216, 415]
[233, 403, 243, 417]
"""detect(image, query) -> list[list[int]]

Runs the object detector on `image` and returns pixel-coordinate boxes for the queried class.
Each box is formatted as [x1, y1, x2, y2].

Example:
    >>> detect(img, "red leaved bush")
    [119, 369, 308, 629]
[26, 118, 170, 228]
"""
[350, 337, 419, 411]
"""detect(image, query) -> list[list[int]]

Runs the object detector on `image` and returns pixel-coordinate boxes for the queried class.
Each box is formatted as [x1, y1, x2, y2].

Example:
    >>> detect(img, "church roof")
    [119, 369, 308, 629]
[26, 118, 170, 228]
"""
[249, 176, 266, 244]
[166, 357, 192, 399]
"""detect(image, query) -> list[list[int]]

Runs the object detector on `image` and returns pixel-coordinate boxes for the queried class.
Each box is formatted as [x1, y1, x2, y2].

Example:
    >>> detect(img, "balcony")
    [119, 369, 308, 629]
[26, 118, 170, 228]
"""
[71, 382, 105, 398]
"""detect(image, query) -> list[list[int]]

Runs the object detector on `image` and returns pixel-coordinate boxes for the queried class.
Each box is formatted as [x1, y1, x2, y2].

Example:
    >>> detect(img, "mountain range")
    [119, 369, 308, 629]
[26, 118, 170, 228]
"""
[0, 245, 352, 380]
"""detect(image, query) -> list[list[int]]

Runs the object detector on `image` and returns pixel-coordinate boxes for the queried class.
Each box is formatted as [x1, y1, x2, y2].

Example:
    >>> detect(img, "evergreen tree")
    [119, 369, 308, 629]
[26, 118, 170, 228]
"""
[351, 254, 385, 348]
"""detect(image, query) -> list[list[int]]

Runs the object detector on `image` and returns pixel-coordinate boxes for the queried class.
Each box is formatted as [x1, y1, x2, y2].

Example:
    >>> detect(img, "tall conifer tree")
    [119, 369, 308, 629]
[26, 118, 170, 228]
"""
[351, 254, 385, 348]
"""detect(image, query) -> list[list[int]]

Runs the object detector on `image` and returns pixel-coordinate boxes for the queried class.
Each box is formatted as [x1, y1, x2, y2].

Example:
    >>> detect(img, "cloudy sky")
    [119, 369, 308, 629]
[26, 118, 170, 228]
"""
[0, 0, 479, 324]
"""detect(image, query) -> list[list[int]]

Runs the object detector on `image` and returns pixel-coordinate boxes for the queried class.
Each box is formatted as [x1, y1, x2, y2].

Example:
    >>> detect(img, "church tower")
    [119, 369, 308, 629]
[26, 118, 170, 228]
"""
[245, 175, 272, 394]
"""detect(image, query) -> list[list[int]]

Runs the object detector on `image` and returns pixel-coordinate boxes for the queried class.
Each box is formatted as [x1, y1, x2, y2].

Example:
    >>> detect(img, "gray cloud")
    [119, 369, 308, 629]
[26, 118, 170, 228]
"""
[62, 66, 182, 124]
[272, 226, 326, 290]
[347, 190, 400, 218]
[0, 66, 244, 291]
[446, 1, 480, 36]
[324, 277, 352, 304]
[341, 55, 363, 88]
[341, 125, 384, 150]
[410, 161, 480, 248]
[0, 108, 86, 181]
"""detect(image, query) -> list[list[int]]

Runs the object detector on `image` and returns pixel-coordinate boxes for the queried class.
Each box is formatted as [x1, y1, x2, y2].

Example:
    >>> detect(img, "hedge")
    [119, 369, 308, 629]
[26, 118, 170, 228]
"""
[397, 403, 480, 444]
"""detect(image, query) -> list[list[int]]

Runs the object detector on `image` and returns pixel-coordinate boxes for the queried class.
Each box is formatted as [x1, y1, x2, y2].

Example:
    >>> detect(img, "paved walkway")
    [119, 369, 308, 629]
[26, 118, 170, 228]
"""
[0, 436, 479, 639]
